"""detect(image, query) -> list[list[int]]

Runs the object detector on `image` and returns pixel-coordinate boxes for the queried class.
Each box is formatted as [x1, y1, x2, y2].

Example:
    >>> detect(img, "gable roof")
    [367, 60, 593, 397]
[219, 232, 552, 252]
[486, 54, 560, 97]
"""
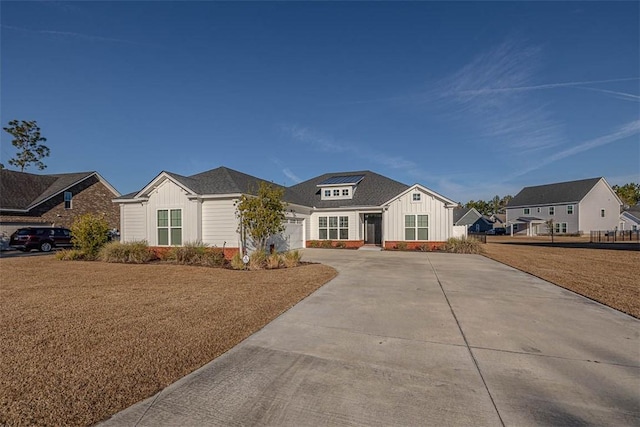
[507, 177, 604, 208]
[120, 167, 307, 205]
[1, 169, 119, 211]
[288, 170, 410, 208]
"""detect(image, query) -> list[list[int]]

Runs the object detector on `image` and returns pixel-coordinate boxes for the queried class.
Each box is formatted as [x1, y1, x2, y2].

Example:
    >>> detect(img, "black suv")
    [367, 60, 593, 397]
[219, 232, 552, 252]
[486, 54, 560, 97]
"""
[9, 227, 73, 252]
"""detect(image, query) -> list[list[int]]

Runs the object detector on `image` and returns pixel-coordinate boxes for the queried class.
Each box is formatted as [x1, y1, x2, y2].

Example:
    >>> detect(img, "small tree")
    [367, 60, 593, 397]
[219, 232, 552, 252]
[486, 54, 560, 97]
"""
[545, 218, 555, 243]
[70, 213, 110, 258]
[613, 183, 640, 208]
[235, 181, 287, 252]
[3, 120, 50, 172]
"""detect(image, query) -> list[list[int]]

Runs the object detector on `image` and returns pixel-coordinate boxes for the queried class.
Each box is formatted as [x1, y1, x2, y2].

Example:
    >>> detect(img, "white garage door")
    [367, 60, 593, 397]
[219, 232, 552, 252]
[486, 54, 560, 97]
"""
[268, 218, 303, 252]
[283, 218, 304, 250]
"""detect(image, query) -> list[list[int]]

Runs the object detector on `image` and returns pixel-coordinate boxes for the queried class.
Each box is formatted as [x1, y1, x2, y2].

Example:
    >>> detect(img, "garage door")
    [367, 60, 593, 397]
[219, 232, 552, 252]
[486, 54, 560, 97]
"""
[283, 218, 304, 250]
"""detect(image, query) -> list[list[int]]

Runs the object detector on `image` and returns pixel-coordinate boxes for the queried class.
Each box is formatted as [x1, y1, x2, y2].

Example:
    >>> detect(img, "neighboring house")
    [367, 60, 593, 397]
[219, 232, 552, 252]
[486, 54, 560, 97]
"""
[453, 207, 493, 233]
[0, 169, 121, 237]
[115, 166, 458, 253]
[505, 177, 622, 236]
[619, 205, 640, 231]
[489, 213, 506, 229]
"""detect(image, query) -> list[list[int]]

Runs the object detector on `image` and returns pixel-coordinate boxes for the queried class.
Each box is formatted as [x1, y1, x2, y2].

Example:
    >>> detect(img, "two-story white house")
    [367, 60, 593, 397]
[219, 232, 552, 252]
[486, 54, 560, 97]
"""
[505, 177, 622, 236]
[114, 166, 459, 254]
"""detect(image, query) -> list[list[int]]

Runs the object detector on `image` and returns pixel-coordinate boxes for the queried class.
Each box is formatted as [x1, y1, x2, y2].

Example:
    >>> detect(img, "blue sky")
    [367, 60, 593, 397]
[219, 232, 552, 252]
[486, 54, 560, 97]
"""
[1, 1, 638, 202]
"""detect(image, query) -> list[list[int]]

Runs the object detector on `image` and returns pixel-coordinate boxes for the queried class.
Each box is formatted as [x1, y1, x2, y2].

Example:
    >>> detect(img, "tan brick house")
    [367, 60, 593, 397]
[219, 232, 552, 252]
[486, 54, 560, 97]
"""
[0, 169, 121, 237]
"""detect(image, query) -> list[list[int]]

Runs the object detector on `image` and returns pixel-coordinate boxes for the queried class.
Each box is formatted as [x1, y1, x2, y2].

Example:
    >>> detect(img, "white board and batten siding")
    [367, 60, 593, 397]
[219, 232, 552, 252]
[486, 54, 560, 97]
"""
[385, 187, 453, 242]
[201, 198, 242, 248]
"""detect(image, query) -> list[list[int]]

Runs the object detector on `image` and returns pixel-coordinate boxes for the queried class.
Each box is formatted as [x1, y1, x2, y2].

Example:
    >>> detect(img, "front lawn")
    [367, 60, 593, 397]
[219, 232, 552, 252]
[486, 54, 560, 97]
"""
[0, 257, 337, 426]
[483, 236, 639, 318]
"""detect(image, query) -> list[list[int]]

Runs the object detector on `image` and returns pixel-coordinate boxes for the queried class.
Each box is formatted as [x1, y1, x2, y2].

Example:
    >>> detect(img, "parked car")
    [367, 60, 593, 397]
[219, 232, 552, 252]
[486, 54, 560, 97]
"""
[486, 227, 506, 235]
[9, 227, 73, 252]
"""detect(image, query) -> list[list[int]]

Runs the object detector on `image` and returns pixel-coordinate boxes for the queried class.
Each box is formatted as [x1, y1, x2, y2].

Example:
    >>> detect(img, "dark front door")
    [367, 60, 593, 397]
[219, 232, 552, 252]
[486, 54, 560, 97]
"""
[365, 214, 382, 245]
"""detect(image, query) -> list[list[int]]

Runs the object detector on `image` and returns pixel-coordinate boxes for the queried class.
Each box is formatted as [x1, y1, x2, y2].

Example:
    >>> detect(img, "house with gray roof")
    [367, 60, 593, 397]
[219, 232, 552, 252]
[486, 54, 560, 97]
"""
[453, 207, 494, 233]
[115, 166, 458, 252]
[0, 169, 121, 236]
[505, 177, 622, 236]
[620, 205, 640, 231]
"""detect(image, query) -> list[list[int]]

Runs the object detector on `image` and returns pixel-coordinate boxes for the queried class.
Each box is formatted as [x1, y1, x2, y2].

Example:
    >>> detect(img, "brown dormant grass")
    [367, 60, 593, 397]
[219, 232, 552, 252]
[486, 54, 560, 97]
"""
[483, 236, 639, 318]
[0, 257, 337, 427]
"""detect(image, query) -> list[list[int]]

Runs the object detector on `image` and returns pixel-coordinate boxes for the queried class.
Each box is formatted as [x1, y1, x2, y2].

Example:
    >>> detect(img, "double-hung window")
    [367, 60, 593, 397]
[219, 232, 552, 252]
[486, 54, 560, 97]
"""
[64, 192, 72, 209]
[158, 209, 182, 245]
[523, 208, 530, 215]
[567, 205, 574, 214]
[405, 214, 428, 240]
[318, 216, 348, 240]
[549, 206, 555, 215]
[554, 222, 567, 233]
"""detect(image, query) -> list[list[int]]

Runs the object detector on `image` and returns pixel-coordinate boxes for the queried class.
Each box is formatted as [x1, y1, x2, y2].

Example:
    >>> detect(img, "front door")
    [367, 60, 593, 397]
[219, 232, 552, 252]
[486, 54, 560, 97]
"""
[364, 214, 382, 245]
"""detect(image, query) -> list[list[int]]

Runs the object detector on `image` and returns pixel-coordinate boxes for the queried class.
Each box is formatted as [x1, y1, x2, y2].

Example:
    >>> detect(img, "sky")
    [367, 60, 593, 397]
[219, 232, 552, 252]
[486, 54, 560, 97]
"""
[1, 1, 638, 203]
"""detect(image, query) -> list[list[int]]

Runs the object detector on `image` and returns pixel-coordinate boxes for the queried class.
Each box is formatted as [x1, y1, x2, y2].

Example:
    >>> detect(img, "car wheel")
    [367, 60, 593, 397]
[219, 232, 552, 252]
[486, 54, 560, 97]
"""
[40, 242, 53, 252]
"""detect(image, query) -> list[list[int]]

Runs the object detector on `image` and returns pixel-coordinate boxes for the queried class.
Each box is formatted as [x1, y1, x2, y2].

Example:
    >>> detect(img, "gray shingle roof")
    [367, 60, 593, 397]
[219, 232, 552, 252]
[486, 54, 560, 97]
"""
[508, 177, 602, 208]
[122, 167, 410, 208]
[0, 169, 95, 210]
[288, 170, 409, 208]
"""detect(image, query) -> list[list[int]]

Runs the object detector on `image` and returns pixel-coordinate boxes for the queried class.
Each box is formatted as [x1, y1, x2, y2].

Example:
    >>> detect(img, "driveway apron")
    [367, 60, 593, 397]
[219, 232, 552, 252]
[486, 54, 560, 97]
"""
[101, 249, 639, 427]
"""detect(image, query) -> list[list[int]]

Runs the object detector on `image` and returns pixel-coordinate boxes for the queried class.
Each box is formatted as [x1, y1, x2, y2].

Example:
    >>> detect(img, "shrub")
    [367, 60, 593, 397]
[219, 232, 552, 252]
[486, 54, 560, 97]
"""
[308, 240, 319, 248]
[249, 249, 268, 270]
[99, 241, 153, 264]
[321, 240, 333, 249]
[335, 241, 347, 249]
[167, 241, 207, 265]
[396, 242, 408, 251]
[70, 213, 110, 257]
[55, 249, 89, 261]
[230, 252, 246, 270]
[417, 244, 430, 252]
[283, 250, 302, 268]
[442, 237, 485, 254]
[266, 253, 282, 269]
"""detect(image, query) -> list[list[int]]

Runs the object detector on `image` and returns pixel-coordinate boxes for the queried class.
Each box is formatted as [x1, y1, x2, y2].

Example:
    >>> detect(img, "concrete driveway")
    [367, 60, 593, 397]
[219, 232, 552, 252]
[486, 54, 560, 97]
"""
[101, 249, 639, 426]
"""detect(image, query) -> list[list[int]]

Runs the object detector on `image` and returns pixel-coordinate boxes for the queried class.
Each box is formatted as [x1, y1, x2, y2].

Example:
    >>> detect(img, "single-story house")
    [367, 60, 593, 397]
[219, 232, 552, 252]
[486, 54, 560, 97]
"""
[0, 169, 121, 237]
[619, 205, 640, 231]
[453, 207, 494, 233]
[505, 177, 622, 236]
[114, 166, 459, 253]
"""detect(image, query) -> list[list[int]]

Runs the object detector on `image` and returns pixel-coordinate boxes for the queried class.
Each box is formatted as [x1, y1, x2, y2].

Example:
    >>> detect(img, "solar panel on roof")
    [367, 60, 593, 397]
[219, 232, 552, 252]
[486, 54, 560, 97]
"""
[318, 175, 364, 186]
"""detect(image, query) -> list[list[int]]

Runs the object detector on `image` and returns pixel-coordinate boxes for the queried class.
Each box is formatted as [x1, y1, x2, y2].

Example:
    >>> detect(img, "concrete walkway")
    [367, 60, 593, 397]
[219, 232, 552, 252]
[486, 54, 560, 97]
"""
[101, 249, 640, 426]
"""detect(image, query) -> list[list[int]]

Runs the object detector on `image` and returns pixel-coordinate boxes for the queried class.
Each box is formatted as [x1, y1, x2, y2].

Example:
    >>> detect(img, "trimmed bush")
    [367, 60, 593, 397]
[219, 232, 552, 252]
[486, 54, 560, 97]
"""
[442, 237, 484, 254]
[70, 213, 110, 258]
[99, 241, 154, 264]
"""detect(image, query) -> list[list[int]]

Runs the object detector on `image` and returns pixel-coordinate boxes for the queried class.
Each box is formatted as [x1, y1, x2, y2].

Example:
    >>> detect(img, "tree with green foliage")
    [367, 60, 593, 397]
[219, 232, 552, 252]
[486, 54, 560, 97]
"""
[613, 183, 640, 208]
[235, 181, 287, 252]
[3, 119, 50, 172]
[70, 213, 110, 258]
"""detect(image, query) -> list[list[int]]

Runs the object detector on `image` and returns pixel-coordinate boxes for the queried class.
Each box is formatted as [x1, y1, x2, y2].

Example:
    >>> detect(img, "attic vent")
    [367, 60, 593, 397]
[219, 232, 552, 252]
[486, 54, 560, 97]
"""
[317, 175, 364, 186]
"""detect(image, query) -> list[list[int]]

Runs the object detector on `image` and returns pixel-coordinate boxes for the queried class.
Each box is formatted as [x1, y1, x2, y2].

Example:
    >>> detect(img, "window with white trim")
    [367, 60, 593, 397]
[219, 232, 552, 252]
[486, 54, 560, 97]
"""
[601, 209, 605, 218]
[157, 209, 182, 245]
[523, 208, 530, 215]
[324, 190, 331, 197]
[342, 189, 349, 196]
[549, 206, 555, 215]
[318, 216, 348, 240]
[404, 214, 428, 240]
[567, 205, 574, 214]
[333, 189, 340, 196]
[412, 193, 421, 202]
[554, 222, 567, 233]
[64, 191, 72, 209]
